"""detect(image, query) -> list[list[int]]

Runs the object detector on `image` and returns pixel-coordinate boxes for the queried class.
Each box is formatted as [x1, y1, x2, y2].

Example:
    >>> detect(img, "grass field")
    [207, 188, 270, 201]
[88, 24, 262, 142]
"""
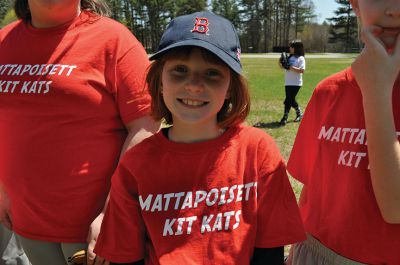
[241, 56, 355, 196]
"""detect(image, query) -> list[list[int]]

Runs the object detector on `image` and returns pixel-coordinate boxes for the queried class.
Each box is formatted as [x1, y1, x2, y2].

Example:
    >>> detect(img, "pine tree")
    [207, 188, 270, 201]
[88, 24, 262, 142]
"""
[293, 0, 316, 38]
[0, 0, 12, 23]
[211, 0, 240, 28]
[327, 0, 359, 52]
[174, 0, 207, 17]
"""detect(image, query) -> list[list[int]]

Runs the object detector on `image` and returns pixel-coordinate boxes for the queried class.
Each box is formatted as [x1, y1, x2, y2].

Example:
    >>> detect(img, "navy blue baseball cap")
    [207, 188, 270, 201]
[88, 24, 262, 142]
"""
[149, 11, 242, 74]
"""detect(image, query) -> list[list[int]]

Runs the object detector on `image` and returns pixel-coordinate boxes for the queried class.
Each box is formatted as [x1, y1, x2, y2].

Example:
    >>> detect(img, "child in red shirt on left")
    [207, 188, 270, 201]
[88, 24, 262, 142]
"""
[94, 11, 306, 265]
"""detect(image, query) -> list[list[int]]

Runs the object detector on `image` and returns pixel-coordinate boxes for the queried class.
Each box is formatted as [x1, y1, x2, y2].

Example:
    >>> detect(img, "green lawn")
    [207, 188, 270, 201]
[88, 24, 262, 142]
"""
[242, 57, 354, 196]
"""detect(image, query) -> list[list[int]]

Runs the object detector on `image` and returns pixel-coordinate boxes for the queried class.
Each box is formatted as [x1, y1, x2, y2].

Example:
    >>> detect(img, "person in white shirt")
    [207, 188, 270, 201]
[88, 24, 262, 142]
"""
[279, 40, 306, 126]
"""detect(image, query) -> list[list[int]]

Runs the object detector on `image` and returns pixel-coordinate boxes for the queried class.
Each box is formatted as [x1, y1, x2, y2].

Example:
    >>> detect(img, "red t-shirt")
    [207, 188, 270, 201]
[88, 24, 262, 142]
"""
[95, 125, 306, 264]
[287, 67, 400, 265]
[0, 12, 150, 242]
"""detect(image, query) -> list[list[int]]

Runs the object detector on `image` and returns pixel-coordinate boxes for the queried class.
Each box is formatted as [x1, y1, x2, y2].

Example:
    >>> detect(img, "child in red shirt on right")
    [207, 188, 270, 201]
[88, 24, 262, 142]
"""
[287, 0, 400, 264]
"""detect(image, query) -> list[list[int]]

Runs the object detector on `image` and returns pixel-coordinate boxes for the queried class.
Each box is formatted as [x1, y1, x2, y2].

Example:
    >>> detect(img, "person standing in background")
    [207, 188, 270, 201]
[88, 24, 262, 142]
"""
[279, 40, 306, 126]
[0, 0, 159, 264]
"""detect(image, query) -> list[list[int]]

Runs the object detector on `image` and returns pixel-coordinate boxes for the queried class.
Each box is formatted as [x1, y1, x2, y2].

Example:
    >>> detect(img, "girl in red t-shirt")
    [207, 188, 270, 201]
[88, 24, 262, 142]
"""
[287, 0, 400, 264]
[0, 1, 159, 265]
[94, 11, 306, 265]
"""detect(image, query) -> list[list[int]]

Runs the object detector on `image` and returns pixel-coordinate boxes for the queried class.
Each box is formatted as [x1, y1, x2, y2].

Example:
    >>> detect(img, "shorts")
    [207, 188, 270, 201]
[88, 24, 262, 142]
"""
[292, 234, 368, 265]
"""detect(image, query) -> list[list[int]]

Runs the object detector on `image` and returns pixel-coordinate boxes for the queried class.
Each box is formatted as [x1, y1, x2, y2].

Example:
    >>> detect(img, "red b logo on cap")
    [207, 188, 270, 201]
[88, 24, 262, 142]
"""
[191, 17, 209, 34]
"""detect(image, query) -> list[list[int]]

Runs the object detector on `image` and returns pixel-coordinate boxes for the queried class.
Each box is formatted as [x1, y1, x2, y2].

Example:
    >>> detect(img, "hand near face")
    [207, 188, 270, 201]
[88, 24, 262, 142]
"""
[352, 25, 400, 98]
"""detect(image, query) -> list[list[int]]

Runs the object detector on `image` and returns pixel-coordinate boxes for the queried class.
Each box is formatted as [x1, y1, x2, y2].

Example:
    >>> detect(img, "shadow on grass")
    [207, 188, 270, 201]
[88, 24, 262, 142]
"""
[254, 120, 299, 129]
[254, 121, 283, 129]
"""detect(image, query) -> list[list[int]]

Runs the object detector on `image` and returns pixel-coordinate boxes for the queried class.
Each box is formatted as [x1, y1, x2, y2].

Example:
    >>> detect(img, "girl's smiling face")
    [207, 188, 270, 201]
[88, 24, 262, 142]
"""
[351, 0, 400, 50]
[161, 48, 231, 129]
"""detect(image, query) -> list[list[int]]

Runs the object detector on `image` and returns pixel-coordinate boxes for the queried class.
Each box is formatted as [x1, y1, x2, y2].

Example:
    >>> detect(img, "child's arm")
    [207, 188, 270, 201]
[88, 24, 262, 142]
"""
[251, 247, 284, 265]
[93, 161, 147, 264]
[119, 116, 161, 156]
[288, 66, 304, 73]
[289, 56, 305, 74]
[87, 117, 160, 264]
[352, 25, 400, 223]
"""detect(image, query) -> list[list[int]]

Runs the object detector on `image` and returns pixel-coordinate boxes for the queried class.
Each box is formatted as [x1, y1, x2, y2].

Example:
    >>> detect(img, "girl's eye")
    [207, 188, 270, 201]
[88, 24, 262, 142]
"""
[206, 69, 221, 77]
[173, 65, 188, 73]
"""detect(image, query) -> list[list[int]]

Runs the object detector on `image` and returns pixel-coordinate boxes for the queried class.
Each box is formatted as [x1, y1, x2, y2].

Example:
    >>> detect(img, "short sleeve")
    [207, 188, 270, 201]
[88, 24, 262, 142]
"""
[255, 137, 306, 247]
[94, 161, 146, 263]
[287, 87, 321, 184]
[299, 56, 306, 70]
[115, 43, 151, 125]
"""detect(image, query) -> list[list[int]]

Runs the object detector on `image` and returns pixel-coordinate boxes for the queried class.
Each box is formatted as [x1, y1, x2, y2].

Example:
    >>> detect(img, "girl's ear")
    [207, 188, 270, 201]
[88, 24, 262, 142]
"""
[226, 76, 233, 99]
[225, 85, 231, 99]
[225, 90, 230, 99]
[350, 0, 361, 17]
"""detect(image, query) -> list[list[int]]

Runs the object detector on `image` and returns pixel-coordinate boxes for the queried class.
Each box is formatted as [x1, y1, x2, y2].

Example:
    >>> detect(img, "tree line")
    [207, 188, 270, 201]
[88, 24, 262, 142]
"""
[106, 0, 317, 52]
[0, 0, 360, 53]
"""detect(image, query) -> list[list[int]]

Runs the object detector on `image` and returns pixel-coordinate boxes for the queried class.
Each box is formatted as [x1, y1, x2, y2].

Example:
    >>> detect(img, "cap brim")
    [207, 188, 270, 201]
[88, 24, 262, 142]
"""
[149, 39, 242, 74]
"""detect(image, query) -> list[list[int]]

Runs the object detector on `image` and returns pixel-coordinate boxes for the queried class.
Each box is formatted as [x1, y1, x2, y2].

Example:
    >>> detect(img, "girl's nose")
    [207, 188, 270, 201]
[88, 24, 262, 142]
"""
[385, 5, 400, 17]
[185, 74, 204, 93]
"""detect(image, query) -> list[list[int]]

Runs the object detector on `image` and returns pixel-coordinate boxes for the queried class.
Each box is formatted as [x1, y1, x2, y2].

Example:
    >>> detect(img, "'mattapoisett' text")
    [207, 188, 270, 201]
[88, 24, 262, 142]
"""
[318, 125, 400, 169]
[139, 182, 258, 237]
[0, 64, 78, 94]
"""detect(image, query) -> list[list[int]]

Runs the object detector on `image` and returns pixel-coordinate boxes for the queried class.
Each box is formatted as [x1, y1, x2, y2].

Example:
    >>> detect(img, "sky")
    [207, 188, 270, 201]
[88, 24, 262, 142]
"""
[313, 0, 340, 23]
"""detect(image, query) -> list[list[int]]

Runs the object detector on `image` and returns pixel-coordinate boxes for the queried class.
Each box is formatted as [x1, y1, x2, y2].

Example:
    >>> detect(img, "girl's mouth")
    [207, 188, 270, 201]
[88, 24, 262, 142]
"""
[382, 27, 400, 36]
[376, 28, 400, 51]
[178, 98, 209, 107]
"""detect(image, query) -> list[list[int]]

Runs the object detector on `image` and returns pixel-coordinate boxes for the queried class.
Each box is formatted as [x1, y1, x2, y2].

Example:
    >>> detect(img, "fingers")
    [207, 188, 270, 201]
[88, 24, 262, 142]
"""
[94, 255, 106, 265]
[87, 256, 95, 265]
[361, 25, 400, 59]
[87, 252, 110, 265]
[88, 254, 109, 265]
[392, 32, 400, 60]
[361, 25, 385, 52]
[86, 239, 96, 265]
